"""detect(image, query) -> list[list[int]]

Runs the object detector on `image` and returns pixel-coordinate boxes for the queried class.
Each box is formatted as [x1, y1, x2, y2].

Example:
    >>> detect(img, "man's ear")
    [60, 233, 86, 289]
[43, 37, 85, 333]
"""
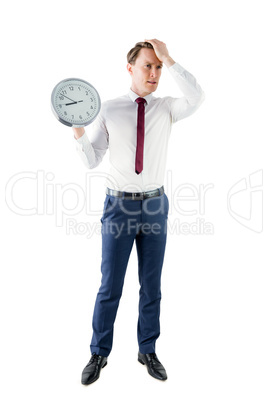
[127, 63, 133, 75]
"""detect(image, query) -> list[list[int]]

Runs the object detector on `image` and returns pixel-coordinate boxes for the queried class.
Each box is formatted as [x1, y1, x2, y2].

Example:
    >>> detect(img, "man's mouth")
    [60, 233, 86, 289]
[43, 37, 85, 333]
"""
[147, 81, 157, 85]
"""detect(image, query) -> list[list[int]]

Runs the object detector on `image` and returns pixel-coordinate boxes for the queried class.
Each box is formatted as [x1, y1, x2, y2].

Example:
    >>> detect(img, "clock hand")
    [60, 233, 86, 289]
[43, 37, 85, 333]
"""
[59, 93, 77, 103]
[65, 100, 84, 106]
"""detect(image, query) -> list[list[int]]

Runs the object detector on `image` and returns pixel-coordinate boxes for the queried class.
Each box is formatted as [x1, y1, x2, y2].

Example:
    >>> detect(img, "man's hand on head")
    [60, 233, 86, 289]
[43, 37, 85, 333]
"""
[145, 39, 175, 68]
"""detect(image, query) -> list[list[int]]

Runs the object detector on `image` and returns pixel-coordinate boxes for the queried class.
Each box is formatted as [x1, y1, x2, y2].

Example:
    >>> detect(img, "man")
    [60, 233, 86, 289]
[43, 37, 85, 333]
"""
[73, 39, 204, 385]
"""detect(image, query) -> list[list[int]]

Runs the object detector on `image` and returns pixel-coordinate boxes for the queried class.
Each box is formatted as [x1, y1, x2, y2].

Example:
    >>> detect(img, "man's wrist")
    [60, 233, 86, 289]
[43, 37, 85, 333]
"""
[72, 126, 85, 140]
[163, 56, 175, 68]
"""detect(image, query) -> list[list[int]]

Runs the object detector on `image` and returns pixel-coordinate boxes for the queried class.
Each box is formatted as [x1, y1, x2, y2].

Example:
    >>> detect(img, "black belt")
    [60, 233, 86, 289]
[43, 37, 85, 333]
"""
[106, 186, 164, 200]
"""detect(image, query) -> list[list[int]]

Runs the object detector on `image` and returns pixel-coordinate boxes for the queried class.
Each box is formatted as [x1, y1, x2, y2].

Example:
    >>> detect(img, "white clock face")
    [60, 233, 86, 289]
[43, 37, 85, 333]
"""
[51, 78, 101, 127]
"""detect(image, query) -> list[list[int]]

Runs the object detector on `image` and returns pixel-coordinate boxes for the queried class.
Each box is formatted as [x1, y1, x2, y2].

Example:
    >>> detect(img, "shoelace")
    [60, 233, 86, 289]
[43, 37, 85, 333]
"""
[87, 353, 100, 366]
[147, 353, 158, 365]
[88, 354, 100, 365]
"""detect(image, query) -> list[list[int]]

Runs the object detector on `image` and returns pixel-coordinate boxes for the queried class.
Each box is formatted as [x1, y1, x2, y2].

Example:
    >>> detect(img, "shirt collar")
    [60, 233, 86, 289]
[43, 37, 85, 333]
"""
[128, 89, 153, 105]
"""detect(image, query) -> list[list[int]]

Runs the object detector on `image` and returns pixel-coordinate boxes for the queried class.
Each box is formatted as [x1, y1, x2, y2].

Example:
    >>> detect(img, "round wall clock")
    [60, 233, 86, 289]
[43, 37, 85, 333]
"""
[51, 78, 101, 127]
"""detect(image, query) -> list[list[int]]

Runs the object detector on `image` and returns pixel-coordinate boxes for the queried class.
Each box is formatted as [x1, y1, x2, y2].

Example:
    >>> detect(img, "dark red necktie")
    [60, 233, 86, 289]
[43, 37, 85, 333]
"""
[135, 97, 146, 174]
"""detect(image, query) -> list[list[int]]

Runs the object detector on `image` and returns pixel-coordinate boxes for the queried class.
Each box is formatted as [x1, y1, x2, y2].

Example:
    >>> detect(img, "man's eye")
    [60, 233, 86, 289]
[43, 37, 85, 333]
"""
[157, 65, 162, 69]
[146, 64, 151, 68]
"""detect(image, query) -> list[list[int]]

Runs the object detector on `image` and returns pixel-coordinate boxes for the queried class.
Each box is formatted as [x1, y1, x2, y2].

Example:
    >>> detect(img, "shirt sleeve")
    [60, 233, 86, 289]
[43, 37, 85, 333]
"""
[168, 62, 205, 123]
[75, 105, 109, 169]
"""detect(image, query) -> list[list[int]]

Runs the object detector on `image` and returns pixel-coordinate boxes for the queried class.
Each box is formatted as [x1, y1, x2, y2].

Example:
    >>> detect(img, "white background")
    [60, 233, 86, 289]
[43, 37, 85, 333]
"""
[1, 0, 267, 401]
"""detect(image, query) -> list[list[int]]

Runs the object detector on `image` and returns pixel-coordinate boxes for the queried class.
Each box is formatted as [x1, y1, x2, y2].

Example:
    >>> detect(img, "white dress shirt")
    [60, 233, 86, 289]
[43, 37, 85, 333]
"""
[75, 62, 205, 192]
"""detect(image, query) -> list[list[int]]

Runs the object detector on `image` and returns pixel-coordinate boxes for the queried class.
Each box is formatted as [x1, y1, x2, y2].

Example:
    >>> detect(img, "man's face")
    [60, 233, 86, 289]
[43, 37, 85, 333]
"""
[127, 48, 163, 97]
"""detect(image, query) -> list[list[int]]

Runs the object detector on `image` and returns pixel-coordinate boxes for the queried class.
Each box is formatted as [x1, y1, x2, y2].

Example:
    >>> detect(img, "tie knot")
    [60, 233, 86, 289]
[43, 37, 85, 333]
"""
[135, 97, 146, 105]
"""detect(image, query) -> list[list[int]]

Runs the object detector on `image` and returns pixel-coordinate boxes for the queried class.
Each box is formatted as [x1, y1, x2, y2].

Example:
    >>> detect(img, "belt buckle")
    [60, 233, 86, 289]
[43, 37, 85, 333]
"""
[132, 192, 143, 200]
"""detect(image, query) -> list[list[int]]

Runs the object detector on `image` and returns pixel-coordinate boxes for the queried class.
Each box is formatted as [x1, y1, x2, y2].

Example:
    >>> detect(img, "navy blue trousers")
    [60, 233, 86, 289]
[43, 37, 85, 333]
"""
[90, 192, 169, 357]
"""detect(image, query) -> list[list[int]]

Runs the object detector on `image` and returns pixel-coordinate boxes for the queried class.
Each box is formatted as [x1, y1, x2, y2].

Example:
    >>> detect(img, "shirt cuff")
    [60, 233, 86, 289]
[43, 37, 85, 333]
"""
[75, 132, 95, 160]
[168, 62, 185, 77]
[76, 132, 86, 144]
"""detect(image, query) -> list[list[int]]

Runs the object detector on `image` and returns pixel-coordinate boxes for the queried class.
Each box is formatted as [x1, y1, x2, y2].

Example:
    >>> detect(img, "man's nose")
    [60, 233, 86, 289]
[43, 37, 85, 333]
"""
[150, 67, 158, 77]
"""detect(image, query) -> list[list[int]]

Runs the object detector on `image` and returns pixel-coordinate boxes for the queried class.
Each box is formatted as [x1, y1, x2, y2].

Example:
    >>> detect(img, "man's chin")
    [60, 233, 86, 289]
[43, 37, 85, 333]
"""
[146, 83, 158, 92]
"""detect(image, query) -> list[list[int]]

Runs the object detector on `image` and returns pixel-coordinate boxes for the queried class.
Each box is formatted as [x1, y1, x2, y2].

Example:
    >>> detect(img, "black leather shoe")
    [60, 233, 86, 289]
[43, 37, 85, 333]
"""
[138, 352, 167, 381]
[81, 354, 108, 385]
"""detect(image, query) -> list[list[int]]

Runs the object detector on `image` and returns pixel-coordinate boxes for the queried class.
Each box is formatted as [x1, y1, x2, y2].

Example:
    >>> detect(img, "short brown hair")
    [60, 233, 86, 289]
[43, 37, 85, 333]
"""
[127, 42, 154, 65]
